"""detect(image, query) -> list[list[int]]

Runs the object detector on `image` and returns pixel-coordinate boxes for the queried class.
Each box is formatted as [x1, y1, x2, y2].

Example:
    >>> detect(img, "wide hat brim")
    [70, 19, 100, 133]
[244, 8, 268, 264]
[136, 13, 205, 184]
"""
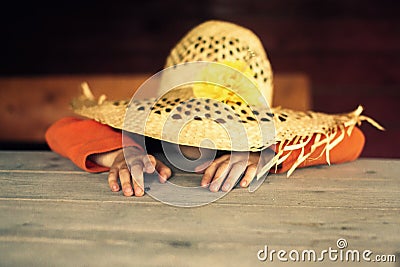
[72, 83, 381, 153]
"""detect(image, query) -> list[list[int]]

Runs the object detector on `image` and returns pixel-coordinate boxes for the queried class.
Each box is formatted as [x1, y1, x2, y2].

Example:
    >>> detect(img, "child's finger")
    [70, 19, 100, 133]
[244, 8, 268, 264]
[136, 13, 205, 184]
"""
[210, 161, 231, 192]
[222, 162, 247, 192]
[155, 160, 172, 183]
[108, 167, 120, 192]
[200, 161, 219, 187]
[213, 154, 231, 164]
[240, 164, 257, 187]
[142, 155, 156, 173]
[130, 164, 145, 197]
[119, 166, 134, 196]
[200, 154, 232, 187]
[194, 160, 213, 173]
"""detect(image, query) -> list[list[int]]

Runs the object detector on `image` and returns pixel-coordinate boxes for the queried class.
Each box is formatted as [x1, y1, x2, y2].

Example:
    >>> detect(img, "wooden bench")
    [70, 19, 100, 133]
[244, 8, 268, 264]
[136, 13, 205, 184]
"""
[0, 74, 310, 143]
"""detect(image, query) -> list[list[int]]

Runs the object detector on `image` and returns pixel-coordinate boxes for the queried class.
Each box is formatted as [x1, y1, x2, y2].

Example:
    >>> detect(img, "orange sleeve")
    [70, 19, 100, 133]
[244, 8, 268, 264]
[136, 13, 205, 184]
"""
[45, 117, 143, 173]
[273, 127, 365, 174]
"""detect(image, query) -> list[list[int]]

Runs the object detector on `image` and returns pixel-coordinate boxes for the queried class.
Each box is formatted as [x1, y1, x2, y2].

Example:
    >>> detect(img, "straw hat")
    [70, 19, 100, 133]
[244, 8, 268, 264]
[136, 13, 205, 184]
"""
[72, 20, 383, 176]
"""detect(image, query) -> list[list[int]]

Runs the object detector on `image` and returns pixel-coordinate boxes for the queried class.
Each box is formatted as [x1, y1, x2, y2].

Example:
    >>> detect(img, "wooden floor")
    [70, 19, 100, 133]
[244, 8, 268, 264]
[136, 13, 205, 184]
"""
[0, 151, 399, 266]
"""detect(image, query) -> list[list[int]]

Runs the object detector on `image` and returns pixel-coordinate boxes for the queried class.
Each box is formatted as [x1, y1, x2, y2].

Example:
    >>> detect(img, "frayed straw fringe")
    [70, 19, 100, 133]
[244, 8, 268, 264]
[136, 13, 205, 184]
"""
[265, 106, 384, 178]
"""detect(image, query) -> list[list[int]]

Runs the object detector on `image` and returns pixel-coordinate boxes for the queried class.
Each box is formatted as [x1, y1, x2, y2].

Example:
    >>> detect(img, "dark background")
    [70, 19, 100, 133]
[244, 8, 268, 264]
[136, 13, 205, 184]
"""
[1, 0, 399, 157]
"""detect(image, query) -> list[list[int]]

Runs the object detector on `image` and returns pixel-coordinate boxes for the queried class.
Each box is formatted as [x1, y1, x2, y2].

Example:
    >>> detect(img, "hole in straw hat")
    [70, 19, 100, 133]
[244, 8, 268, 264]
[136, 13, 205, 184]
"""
[172, 114, 182, 120]
[278, 115, 287, 122]
[266, 112, 274, 117]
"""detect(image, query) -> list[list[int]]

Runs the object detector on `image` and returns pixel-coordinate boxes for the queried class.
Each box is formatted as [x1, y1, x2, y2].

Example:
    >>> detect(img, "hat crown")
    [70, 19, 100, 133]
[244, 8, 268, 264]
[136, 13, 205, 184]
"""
[165, 20, 274, 105]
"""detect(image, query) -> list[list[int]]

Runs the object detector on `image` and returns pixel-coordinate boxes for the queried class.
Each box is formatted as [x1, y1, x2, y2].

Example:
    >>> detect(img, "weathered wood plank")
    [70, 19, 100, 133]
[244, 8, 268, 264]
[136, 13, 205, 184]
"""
[0, 152, 399, 266]
[0, 152, 399, 209]
[0, 200, 398, 267]
[0, 151, 81, 172]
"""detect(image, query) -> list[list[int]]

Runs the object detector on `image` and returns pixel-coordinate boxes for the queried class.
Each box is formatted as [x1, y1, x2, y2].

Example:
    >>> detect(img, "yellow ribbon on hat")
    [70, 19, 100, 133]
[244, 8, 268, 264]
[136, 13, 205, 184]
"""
[192, 60, 266, 106]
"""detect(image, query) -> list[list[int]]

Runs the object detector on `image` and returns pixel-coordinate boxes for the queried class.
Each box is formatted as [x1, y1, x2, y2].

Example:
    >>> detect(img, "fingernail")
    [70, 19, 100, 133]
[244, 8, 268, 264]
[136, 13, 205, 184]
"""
[211, 184, 219, 192]
[124, 187, 133, 193]
[241, 181, 247, 187]
[223, 183, 231, 191]
[135, 188, 143, 195]
[112, 184, 119, 191]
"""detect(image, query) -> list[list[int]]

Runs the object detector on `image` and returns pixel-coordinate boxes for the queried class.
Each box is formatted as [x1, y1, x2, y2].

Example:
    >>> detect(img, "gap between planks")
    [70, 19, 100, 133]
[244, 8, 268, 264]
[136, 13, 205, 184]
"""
[0, 170, 86, 174]
[0, 169, 233, 176]
[0, 197, 399, 211]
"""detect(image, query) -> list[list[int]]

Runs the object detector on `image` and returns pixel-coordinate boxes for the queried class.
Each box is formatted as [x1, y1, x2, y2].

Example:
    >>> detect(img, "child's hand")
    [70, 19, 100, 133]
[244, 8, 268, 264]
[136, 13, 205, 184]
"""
[90, 147, 171, 197]
[194, 152, 265, 192]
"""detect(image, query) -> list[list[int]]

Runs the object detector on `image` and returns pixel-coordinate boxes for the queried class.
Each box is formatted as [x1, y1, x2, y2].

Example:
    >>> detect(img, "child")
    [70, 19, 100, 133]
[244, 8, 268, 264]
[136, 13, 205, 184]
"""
[46, 20, 373, 197]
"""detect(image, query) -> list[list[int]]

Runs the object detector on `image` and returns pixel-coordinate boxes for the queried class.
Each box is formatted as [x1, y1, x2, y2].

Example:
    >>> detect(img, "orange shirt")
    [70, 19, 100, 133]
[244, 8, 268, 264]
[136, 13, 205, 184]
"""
[271, 126, 365, 173]
[45, 117, 365, 174]
[45, 117, 143, 172]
